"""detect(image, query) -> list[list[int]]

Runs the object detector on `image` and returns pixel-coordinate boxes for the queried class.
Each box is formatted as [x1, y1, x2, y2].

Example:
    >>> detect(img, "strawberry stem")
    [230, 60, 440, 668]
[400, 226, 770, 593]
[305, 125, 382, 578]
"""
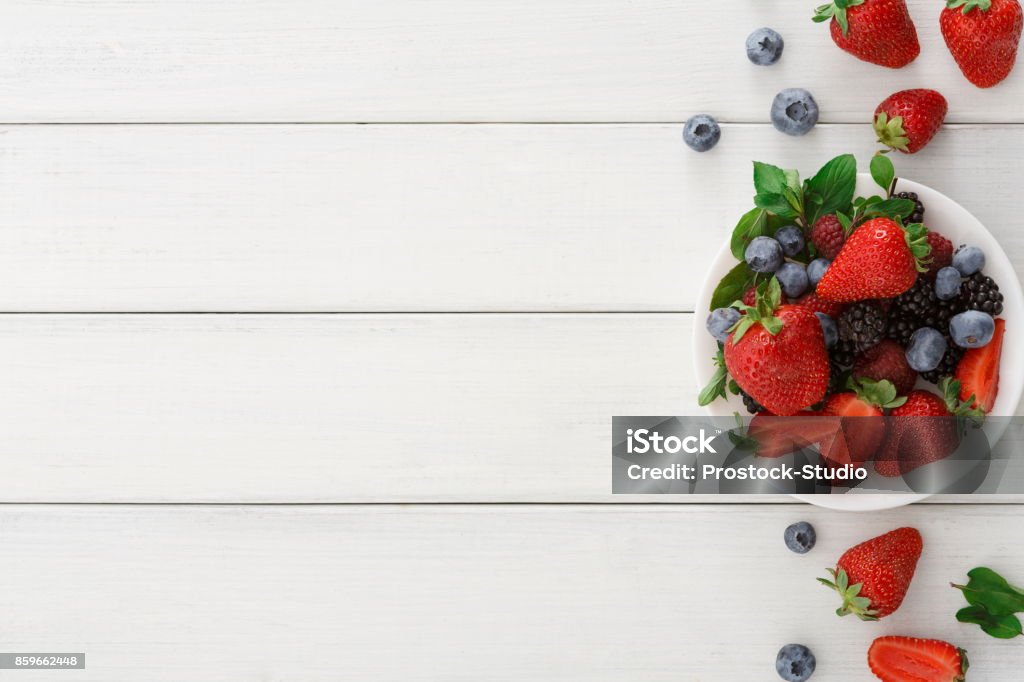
[874, 112, 910, 153]
[947, 0, 992, 14]
[812, 0, 866, 35]
[818, 567, 880, 621]
[728, 278, 783, 343]
[903, 223, 932, 273]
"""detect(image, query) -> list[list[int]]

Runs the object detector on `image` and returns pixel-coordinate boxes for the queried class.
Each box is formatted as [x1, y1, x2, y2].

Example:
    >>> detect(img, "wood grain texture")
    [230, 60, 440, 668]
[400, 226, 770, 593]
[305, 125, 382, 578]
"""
[2, 0, 1021, 123]
[2, 123, 1022, 312]
[0, 504, 1021, 681]
[1, 313, 1020, 503]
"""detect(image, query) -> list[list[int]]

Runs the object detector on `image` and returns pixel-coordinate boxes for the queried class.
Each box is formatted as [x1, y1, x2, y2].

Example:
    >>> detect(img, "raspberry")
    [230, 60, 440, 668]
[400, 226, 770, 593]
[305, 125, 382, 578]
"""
[811, 215, 846, 259]
[743, 287, 757, 306]
[853, 339, 917, 395]
[923, 231, 953, 278]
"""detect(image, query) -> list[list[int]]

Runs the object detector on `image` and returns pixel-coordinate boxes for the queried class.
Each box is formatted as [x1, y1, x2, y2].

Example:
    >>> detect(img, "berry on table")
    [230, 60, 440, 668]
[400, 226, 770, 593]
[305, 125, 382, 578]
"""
[784, 522, 817, 554]
[816, 312, 838, 348]
[895, 191, 926, 224]
[935, 266, 962, 300]
[868, 637, 968, 682]
[775, 643, 816, 682]
[745, 236, 784, 272]
[777, 262, 810, 298]
[962, 272, 1004, 314]
[706, 307, 741, 343]
[906, 327, 948, 372]
[771, 89, 819, 136]
[683, 114, 721, 152]
[952, 245, 985, 276]
[941, 0, 1024, 88]
[807, 258, 830, 285]
[950, 310, 995, 348]
[810, 215, 846, 260]
[775, 225, 805, 256]
[746, 27, 785, 65]
[874, 89, 948, 154]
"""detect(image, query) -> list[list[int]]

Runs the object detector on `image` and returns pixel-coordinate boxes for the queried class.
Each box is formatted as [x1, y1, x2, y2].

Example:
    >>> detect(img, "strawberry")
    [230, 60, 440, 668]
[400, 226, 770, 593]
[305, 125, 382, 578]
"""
[924, 232, 954, 278]
[853, 339, 918, 395]
[819, 527, 923, 620]
[821, 377, 904, 466]
[941, 0, 1023, 89]
[816, 218, 930, 302]
[868, 636, 968, 681]
[874, 379, 982, 477]
[724, 279, 830, 416]
[875, 89, 948, 154]
[795, 291, 848, 318]
[811, 214, 847, 259]
[748, 413, 840, 458]
[813, 0, 921, 68]
[955, 318, 1005, 413]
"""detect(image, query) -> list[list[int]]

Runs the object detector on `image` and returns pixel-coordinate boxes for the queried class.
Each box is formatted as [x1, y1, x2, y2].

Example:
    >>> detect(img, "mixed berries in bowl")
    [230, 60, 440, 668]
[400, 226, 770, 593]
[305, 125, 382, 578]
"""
[693, 154, 1024, 508]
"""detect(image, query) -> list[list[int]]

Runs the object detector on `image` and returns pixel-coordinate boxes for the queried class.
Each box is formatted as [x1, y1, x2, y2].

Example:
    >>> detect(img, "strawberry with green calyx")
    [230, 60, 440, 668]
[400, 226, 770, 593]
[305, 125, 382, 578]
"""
[813, 0, 921, 69]
[874, 89, 948, 154]
[819, 526, 923, 620]
[952, 567, 1024, 639]
[816, 218, 930, 302]
[820, 377, 904, 466]
[941, 0, 1023, 89]
[724, 278, 830, 416]
[868, 636, 969, 681]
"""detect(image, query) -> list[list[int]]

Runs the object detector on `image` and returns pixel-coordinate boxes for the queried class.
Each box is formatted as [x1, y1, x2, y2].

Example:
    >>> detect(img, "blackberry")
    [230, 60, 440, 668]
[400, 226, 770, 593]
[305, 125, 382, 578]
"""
[830, 338, 859, 368]
[921, 344, 963, 385]
[740, 389, 764, 414]
[838, 301, 887, 352]
[887, 314, 916, 346]
[895, 191, 925, 224]
[961, 272, 1004, 316]
[892, 278, 962, 329]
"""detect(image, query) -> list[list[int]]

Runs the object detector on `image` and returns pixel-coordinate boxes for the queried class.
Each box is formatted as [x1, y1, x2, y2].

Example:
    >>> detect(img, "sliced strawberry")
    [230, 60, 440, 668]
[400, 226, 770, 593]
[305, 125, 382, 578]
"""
[868, 636, 968, 681]
[955, 318, 1005, 413]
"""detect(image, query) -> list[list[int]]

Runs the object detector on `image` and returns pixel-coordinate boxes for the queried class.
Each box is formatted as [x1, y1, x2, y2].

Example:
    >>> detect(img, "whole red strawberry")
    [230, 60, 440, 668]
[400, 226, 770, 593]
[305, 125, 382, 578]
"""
[942, 0, 1023, 88]
[795, 291, 848, 318]
[811, 214, 847, 259]
[818, 527, 923, 620]
[817, 219, 930, 302]
[813, 0, 921, 68]
[924, 231, 954, 278]
[868, 636, 969, 681]
[724, 279, 830, 416]
[853, 339, 917, 395]
[875, 89, 948, 154]
[821, 377, 904, 466]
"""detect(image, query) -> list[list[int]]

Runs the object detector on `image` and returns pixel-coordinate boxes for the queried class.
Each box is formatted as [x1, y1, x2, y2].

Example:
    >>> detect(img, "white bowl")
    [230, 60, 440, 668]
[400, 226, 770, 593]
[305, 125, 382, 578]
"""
[692, 174, 1024, 511]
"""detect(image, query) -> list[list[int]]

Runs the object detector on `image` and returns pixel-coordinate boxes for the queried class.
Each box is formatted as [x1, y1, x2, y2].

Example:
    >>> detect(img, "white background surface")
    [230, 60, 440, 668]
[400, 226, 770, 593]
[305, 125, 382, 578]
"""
[1, 1, 1023, 679]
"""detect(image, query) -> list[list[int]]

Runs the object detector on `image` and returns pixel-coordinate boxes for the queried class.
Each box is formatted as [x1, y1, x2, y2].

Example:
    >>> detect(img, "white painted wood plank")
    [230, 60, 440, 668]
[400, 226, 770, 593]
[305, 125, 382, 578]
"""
[1, 313, 1020, 503]
[2, 123, 1023, 312]
[1, 504, 1021, 680]
[2, 0, 1022, 123]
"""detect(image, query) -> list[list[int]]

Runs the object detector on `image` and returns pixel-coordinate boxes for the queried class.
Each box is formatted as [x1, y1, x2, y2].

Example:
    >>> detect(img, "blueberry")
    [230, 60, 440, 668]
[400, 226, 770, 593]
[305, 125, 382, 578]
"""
[745, 236, 784, 273]
[683, 114, 721, 152]
[784, 521, 816, 554]
[776, 644, 816, 682]
[935, 266, 962, 301]
[775, 225, 805, 257]
[950, 310, 995, 348]
[906, 327, 948, 372]
[815, 313, 837, 349]
[807, 258, 830, 286]
[746, 27, 785, 66]
[771, 89, 819, 137]
[776, 262, 809, 298]
[952, 245, 986, 276]
[706, 307, 741, 343]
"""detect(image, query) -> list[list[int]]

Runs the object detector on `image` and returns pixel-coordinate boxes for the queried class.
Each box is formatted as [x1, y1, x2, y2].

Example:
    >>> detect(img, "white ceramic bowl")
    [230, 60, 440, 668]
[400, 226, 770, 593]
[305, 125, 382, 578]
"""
[693, 175, 1024, 511]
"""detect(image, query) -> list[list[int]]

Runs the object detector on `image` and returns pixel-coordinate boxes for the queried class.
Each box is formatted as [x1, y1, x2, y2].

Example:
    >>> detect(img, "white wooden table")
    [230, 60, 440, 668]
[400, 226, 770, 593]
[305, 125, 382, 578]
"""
[1, 1, 1022, 679]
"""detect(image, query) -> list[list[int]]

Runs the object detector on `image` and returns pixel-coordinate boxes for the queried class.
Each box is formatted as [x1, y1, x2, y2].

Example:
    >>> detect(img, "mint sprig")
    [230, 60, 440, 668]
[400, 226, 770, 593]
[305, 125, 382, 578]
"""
[952, 567, 1024, 639]
[698, 348, 730, 407]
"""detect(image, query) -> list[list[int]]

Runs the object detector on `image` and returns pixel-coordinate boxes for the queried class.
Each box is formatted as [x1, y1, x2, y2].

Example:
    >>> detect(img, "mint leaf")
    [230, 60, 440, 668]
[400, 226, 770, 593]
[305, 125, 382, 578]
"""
[730, 208, 768, 260]
[754, 192, 799, 220]
[709, 261, 756, 311]
[753, 161, 788, 196]
[698, 348, 730, 406]
[870, 154, 896, 195]
[956, 606, 1023, 639]
[953, 567, 1024, 616]
[806, 154, 857, 225]
[863, 198, 915, 221]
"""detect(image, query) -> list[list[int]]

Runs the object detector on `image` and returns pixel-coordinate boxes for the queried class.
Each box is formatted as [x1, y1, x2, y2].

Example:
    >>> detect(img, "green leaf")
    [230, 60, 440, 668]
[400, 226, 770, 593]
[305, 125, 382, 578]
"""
[870, 154, 895, 195]
[806, 154, 857, 226]
[863, 198, 916, 221]
[957, 606, 1022, 639]
[699, 350, 730, 406]
[730, 208, 768, 260]
[753, 161, 788, 196]
[755, 192, 800, 220]
[709, 261, 757, 311]
[953, 567, 1024, 616]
